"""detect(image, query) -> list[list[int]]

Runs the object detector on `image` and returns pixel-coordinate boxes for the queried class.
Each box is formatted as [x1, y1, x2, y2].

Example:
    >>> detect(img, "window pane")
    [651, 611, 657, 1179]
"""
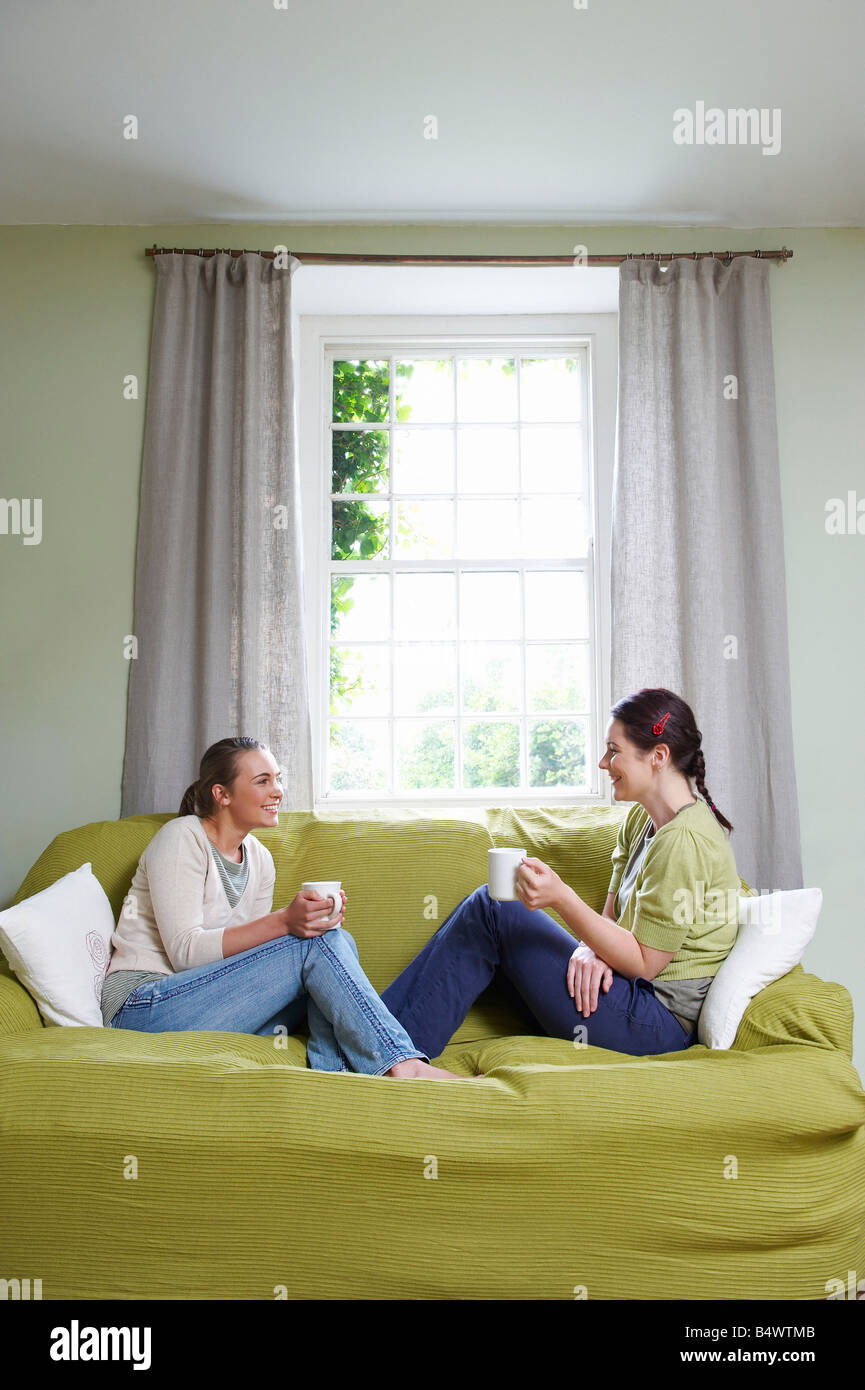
[524, 571, 587, 640]
[457, 499, 519, 558]
[395, 359, 453, 423]
[394, 500, 454, 558]
[393, 429, 454, 494]
[332, 429, 388, 495]
[459, 571, 520, 640]
[332, 360, 389, 423]
[457, 426, 519, 493]
[461, 643, 521, 712]
[457, 357, 517, 422]
[521, 425, 583, 494]
[394, 644, 456, 713]
[396, 720, 455, 791]
[332, 500, 389, 561]
[520, 497, 588, 559]
[394, 572, 456, 640]
[529, 718, 588, 788]
[520, 356, 582, 422]
[326, 344, 595, 802]
[462, 720, 520, 788]
[330, 646, 390, 717]
[526, 644, 589, 712]
[328, 721, 389, 792]
[331, 574, 390, 642]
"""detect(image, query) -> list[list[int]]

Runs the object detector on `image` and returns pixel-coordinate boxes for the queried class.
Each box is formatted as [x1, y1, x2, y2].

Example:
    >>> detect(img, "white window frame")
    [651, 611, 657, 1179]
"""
[297, 313, 617, 810]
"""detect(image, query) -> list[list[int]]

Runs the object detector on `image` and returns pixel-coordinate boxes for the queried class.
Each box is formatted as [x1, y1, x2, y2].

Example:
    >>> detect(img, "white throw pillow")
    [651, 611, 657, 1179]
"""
[0, 863, 115, 1027]
[697, 888, 823, 1050]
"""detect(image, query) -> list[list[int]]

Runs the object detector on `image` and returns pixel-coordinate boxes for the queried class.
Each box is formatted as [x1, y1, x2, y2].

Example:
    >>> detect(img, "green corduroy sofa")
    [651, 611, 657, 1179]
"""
[1, 805, 864, 1301]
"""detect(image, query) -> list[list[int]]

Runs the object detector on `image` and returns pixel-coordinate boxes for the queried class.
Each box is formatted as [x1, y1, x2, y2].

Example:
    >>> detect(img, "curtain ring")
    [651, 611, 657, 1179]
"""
[755, 249, 762, 258]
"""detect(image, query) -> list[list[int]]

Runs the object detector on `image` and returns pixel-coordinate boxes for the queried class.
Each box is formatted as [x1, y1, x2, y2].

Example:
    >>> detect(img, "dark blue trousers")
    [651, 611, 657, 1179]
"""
[380, 886, 696, 1059]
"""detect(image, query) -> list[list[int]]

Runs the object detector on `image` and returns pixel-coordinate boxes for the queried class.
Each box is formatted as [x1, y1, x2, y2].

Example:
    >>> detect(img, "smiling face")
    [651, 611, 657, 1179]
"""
[210, 747, 284, 830]
[598, 718, 654, 801]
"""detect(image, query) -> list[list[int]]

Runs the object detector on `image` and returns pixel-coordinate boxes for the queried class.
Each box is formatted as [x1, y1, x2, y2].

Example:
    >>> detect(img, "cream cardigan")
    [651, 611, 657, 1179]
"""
[104, 815, 277, 977]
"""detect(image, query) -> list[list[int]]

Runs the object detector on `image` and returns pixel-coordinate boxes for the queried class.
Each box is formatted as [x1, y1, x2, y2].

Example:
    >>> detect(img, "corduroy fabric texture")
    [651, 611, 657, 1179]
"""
[1, 808, 863, 1300]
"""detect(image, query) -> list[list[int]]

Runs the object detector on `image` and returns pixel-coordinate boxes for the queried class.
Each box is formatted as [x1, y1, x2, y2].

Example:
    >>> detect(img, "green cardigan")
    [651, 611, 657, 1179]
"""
[607, 798, 740, 982]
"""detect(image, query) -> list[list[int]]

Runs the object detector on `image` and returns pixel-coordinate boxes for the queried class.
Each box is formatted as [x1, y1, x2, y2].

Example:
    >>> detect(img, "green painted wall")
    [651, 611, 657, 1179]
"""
[1, 224, 863, 1074]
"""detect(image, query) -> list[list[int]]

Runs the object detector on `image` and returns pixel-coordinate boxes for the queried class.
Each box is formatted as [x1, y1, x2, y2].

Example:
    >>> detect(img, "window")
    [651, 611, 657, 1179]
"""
[299, 315, 616, 807]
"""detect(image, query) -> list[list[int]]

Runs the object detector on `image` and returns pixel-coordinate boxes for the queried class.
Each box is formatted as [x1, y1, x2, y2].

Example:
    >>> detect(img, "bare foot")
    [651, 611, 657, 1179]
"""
[386, 1058, 484, 1081]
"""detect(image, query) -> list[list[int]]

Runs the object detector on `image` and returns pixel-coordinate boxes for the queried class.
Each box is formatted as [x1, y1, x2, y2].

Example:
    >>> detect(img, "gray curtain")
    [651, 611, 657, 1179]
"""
[121, 251, 313, 816]
[612, 255, 802, 891]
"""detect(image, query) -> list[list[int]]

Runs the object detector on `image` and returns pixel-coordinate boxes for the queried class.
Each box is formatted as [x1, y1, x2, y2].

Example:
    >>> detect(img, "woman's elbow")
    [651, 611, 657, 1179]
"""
[165, 935, 216, 973]
[637, 945, 676, 981]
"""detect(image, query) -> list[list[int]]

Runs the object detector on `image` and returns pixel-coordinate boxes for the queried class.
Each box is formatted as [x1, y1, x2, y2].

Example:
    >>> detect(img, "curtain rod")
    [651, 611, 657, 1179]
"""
[144, 244, 792, 266]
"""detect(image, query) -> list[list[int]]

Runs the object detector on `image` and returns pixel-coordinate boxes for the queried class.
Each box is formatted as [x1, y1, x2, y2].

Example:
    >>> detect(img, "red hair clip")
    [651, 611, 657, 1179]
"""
[652, 712, 671, 736]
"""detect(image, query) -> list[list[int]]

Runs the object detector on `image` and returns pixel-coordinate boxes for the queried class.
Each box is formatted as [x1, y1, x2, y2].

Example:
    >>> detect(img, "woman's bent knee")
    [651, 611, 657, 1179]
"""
[322, 926, 358, 956]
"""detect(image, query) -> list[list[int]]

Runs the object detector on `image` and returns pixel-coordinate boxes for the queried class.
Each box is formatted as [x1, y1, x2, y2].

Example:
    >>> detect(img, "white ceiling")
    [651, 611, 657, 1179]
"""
[1, 0, 863, 228]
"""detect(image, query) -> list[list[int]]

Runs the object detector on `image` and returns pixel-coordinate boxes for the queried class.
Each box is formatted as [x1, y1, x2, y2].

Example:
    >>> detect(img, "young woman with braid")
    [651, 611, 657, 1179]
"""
[381, 688, 739, 1057]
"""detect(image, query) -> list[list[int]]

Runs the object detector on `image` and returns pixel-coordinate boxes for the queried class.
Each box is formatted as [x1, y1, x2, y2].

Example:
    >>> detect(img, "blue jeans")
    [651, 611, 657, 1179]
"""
[380, 886, 697, 1059]
[109, 928, 429, 1076]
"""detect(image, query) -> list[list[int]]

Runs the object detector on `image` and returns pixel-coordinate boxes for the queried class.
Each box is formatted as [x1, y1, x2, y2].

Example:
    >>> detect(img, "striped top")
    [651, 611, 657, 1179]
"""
[101, 841, 250, 1026]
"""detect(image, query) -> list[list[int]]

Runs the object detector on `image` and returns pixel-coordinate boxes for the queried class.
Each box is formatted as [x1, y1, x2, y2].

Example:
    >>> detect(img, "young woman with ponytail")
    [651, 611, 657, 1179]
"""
[381, 688, 740, 1058]
[102, 737, 473, 1080]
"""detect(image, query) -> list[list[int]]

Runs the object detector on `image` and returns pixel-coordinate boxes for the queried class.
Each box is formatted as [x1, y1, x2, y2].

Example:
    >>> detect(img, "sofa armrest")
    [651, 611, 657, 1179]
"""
[730, 963, 854, 1057]
[0, 972, 43, 1036]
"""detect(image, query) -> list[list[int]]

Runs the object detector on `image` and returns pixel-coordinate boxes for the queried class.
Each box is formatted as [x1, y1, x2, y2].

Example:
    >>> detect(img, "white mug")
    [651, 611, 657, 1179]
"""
[301, 880, 342, 927]
[488, 848, 526, 902]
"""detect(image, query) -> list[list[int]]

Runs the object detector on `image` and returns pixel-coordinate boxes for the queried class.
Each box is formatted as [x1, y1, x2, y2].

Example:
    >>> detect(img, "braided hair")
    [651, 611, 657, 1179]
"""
[610, 688, 733, 834]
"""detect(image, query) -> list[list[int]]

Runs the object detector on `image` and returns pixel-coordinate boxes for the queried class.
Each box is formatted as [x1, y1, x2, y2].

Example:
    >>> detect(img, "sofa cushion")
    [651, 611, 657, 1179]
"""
[0, 972, 41, 1035]
[0, 1008, 861, 1300]
[254, 810, 494, 993]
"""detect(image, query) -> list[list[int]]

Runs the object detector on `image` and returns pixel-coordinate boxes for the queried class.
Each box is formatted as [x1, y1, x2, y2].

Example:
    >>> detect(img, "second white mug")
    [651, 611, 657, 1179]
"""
[488, 848, 526, 902]
[301, 880, 342, 926]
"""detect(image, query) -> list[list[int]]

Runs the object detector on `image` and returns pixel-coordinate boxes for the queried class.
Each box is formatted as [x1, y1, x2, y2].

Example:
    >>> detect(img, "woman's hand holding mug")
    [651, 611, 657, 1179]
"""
[514, 856, 565, 912]
[567, 944, 613, 1018]
[281, 887, 346, 938]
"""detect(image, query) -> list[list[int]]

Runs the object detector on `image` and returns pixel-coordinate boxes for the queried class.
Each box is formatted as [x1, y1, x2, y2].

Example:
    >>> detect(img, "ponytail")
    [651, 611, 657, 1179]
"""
[176, 737, 268, 819]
